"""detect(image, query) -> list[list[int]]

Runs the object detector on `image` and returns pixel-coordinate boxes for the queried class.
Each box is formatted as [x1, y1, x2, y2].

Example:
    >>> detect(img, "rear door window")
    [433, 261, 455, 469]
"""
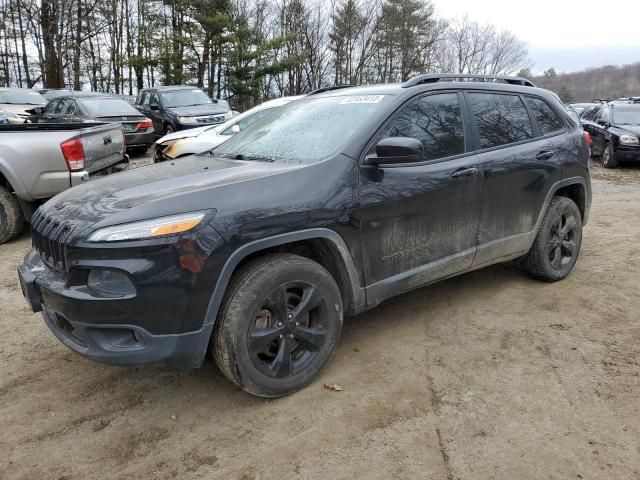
[468, 93, 534, 149]
[598, 107, 610, 124]
[527, 97, 564, 135]
[377, 92, 466, 161]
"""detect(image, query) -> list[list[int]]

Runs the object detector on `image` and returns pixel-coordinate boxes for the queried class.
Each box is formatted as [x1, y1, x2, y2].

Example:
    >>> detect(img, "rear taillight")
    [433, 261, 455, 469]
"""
[583, 131, 592, 146]
[137, 119, 153, 130]
[60, 138, 85, 171]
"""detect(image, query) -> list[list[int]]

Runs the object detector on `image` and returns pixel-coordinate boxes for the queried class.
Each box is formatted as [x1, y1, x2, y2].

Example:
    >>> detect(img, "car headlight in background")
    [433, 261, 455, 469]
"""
[619, 134, 639, 145]
[177, 116, 198, 125]
[88, 212, 207, 242]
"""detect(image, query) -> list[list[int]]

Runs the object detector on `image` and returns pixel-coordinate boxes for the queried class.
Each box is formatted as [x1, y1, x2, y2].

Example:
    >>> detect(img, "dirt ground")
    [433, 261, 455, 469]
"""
[1, 159, 639, 480]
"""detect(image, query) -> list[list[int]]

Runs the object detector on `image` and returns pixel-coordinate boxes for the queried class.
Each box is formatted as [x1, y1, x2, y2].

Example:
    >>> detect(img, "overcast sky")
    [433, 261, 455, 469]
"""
[431, 0, 640, 74]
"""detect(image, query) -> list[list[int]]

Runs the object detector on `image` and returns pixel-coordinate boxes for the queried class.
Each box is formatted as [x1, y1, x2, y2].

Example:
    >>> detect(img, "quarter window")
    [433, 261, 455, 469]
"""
[468, 93, 534, 149]
[527, 97, 564, 134]
[378, 93, 466, 161]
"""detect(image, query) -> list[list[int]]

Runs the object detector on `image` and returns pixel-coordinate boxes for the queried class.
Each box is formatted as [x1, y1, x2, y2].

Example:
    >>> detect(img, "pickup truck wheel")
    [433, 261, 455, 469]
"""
[0, 186, 24, 244]
[523, 196, 582, 282]
[601, 143, 618, 168]
[213, 253, 343, 397]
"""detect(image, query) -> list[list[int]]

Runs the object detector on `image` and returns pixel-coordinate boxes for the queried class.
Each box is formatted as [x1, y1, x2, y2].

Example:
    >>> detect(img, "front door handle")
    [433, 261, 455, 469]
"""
[536, 150, 555, 160]
[451, 167, 479, 178]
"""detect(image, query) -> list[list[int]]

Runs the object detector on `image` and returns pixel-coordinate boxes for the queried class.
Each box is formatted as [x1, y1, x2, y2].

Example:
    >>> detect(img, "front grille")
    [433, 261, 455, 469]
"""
[196, 115, 225, 124]
[31, 209, 75, 272]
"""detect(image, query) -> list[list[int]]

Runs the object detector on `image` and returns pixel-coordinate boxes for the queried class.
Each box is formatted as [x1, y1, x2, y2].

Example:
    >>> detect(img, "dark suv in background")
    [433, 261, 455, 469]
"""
[581, 101, 640, 168]
[18, 74, 591, 398]
[134, 86, 232, 136]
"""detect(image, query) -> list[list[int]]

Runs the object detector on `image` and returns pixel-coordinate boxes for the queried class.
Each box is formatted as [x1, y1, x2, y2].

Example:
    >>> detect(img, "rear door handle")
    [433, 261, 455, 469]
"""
[451, 167, 479, 178]
[536, 151, 555, 160]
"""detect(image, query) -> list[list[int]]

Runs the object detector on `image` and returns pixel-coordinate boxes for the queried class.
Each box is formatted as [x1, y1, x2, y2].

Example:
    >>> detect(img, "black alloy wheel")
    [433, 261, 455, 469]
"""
[213, 253, 343, 397]
[249, 282, 329, 379]
[523, 196, 583, 282]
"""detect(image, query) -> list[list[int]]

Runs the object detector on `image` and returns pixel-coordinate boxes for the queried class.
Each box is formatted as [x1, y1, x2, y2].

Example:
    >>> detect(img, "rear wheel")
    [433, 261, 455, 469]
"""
[213, 254, 343, 397]
[602, 143, 618, 168]
[0, 186, 24, 244]
[523, 196, 582, 282]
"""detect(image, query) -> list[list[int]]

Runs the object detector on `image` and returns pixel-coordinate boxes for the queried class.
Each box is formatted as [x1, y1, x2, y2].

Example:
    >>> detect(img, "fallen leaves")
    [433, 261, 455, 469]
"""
[323, 383, 343, 392]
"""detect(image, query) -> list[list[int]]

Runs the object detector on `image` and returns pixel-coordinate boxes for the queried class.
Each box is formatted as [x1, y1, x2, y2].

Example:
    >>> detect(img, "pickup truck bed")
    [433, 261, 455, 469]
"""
[0, 122, 127, 243]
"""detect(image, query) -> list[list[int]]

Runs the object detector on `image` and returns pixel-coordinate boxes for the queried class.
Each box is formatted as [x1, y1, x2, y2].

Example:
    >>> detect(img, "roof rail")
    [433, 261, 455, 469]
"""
[306, 85, 354, 95]
[402, 74, 536, 88]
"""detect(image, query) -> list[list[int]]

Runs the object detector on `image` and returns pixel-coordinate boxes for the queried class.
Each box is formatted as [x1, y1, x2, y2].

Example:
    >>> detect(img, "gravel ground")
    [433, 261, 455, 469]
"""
[1, 160, 639, 480]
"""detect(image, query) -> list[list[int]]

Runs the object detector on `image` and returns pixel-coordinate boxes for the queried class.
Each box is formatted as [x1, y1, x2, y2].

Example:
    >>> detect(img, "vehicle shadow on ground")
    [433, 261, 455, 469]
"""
[18, 261, 529, 408]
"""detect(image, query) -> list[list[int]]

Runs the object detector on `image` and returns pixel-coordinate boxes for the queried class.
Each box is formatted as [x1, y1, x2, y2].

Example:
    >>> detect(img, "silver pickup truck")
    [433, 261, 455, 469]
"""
[0, 123, 127, 243]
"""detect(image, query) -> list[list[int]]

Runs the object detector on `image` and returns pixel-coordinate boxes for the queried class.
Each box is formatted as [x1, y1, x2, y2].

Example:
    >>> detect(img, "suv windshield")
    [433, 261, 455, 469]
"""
[79, 98, 141, 116]
[214, 94, 392, 164]
[613, 106, 640, 125]
[0, 90, 46, 105]
[160, 89, 213, 108]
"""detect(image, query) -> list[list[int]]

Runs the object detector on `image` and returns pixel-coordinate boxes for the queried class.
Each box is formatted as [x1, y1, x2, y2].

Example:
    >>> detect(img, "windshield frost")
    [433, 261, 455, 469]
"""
[613, 107, 640, 125]
[161, 89, 213, 108]
[214, 95, 391, 164]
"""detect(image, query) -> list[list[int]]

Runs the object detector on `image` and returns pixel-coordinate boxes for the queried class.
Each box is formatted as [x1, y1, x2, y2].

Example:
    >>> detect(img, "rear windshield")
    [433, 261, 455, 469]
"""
[612, 106, 640, 125]
[0, 90, 46, 105]
[214, 94, 393, 164]
[160, 89, 213, 108]
[79, 98, 141, 116]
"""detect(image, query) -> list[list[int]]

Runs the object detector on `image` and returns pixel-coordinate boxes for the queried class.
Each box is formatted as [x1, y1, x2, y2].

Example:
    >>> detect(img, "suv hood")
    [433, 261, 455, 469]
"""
[157, 124, 220, 144]
[168, 104, 229, 117]
[39, 155, 300, 238]
[615, 125, 640, 136]
[1, 103, 44, 116]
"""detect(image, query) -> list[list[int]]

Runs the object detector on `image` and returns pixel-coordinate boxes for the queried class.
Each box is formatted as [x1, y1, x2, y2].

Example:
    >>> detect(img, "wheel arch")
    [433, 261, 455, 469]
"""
[554, 182, 586, 222]
[204, 229, 365, 328]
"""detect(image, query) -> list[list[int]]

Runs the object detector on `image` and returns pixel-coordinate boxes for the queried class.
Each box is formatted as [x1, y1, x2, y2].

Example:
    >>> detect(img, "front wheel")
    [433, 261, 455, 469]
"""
[523, 196, 582, 282]
[213, 254, 343, 397]
[602, 143, 618, 169]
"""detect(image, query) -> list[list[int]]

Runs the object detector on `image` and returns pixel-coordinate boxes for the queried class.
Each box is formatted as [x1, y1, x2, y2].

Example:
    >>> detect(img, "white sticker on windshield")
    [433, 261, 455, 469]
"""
[340, 95, 385, 104]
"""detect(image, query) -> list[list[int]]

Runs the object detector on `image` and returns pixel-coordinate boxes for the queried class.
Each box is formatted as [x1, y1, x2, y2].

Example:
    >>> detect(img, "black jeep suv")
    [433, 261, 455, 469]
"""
[581, 101, 640, 168]
[18, 74, 591, 397]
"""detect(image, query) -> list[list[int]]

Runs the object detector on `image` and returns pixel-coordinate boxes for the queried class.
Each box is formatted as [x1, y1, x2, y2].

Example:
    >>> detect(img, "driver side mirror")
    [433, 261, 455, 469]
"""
[597, 119, 609, 127]
[363, 137, 424, 166]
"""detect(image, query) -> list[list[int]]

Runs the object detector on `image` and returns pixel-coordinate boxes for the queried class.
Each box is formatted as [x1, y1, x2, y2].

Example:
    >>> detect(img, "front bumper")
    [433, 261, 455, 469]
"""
[614, 145, 640, 162]
[17, 229, 225, 367]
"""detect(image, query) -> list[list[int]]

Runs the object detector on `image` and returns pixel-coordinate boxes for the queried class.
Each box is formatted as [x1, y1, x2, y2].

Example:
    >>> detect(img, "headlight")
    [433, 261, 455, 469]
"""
[619, 134, 639, 145]
[177, 116, 197, 125]
[0, 109, 19, 118]
[88, 212, 207, 242]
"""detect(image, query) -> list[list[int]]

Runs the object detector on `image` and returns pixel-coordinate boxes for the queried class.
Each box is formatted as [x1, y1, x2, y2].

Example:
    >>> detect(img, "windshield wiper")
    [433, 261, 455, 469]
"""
[230, 153, 274, 162]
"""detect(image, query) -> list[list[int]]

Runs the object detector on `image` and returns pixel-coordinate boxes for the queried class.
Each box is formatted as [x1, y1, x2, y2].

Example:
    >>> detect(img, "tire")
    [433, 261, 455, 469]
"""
[0, 186, 24, 244]
[213, 253, 343, 397]
[164, 124, 174, 135]
[523, 196, 582, 282]
[601, 143, 618, 168]
[153, 144, 164, 163]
